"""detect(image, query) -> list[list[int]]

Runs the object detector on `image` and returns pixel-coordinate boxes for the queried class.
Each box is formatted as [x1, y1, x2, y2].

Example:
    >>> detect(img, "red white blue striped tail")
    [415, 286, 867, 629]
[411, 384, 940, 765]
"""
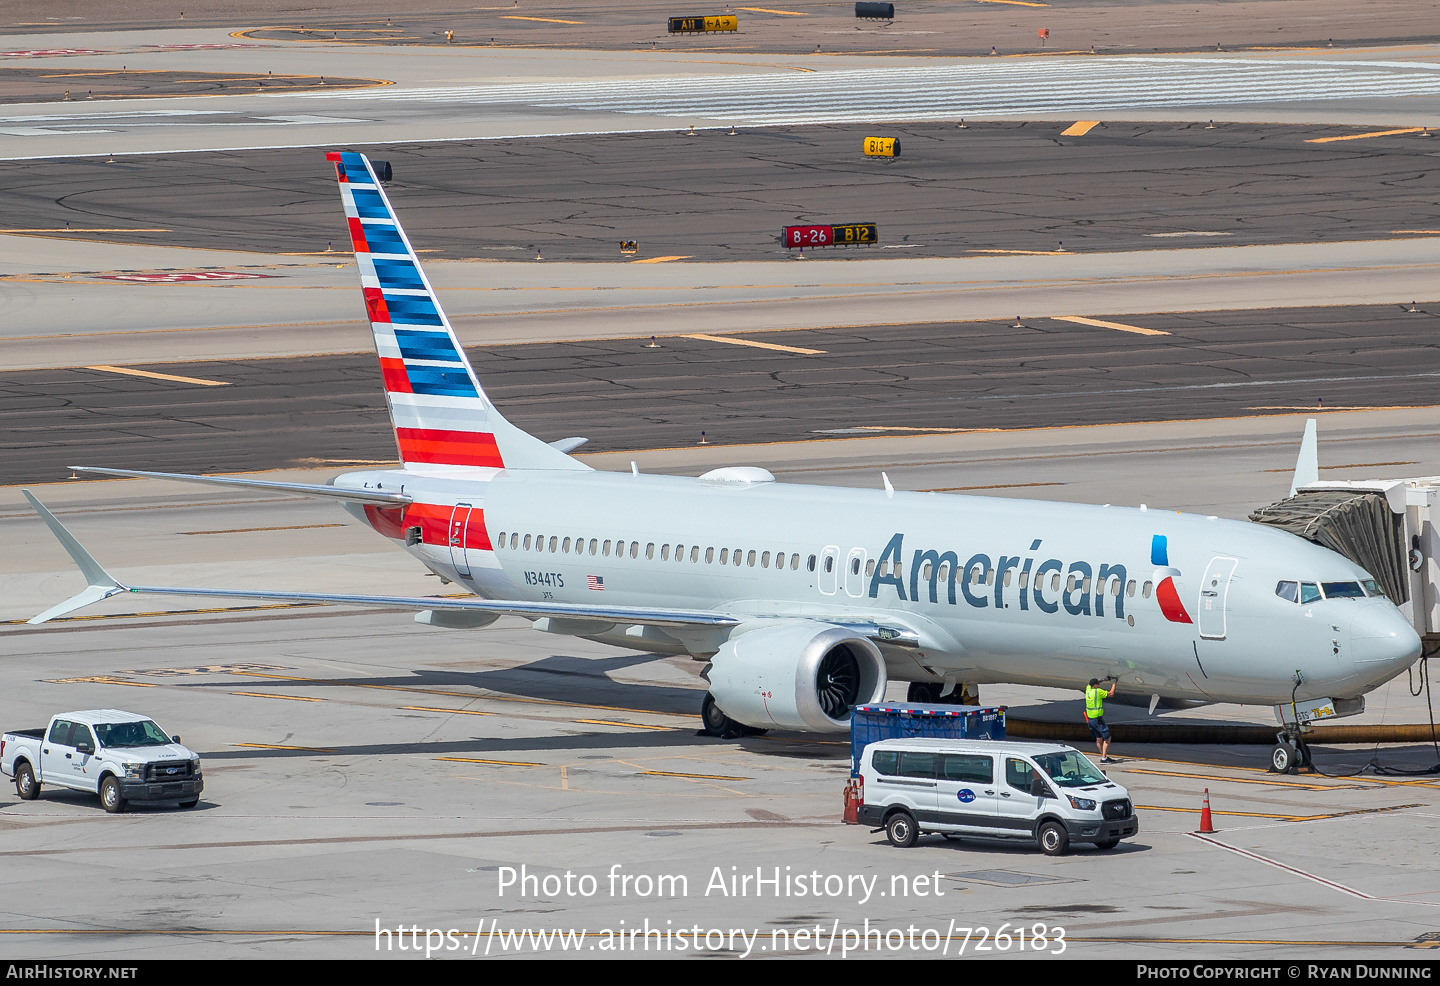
[328, 151, 584, 473]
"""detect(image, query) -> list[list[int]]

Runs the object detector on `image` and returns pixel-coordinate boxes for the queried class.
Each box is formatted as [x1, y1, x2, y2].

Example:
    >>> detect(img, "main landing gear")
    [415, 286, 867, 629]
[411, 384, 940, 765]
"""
[906, 682, 980, 705]
[1269, 724, 1313, 774]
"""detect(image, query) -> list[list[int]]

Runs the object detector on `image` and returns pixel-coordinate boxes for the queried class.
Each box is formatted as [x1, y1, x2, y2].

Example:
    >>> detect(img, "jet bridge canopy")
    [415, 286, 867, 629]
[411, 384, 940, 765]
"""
[1249, 490, 1408, 605]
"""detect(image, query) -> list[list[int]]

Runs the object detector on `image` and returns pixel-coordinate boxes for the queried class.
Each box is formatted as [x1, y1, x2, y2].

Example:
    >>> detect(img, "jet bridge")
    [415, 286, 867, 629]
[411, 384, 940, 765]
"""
[1249, 419, 1440, 643]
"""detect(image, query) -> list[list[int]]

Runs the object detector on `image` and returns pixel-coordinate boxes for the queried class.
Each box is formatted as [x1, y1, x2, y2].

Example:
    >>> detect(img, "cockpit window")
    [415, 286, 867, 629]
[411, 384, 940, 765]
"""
[1322, 581, 1365, 599]
[1275, 581, 1299, 603]
[1362, 579, 1385, 598]
[1300, 582, 1322, 604]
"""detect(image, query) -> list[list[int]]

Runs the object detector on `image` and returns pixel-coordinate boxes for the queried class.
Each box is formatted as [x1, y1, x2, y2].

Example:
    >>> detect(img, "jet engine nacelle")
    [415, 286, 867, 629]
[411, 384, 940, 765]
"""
[707, 621, 887, 733]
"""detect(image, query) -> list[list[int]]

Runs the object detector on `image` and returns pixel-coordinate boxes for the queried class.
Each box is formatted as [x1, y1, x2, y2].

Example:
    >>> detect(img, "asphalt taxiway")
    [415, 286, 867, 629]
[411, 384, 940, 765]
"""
[8, 302, 1440, 483]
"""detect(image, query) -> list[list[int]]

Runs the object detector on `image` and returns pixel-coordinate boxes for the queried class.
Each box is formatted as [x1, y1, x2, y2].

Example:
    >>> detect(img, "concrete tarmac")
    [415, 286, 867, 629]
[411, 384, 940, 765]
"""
[3, 416, 1438, 958]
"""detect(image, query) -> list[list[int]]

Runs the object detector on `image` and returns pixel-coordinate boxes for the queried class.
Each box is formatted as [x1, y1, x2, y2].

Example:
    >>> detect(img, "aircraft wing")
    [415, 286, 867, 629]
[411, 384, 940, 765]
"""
[22, 490, 737, 629]
[68, 466, 411, 506]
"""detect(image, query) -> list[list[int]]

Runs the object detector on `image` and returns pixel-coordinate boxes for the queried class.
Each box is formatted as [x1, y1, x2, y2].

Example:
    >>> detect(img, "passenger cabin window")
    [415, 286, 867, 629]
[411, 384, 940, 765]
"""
[733, 549, 743, 567]
[940, 753, 993, 784]
[791, 554, 800, 571]
[898, 751, 937, 778]
[808, 555, 816, 572]
[761, 551, 771, 568]
[1005, 757, 1035, 791]
[866, 559, 876, 577]
[692, 546, 702, 563]
[523, 535, 532, 550]
[706, 548, 715, 564]
[748, 550, 757, 567]
[824, 556, 834, 574]
[1300, 582, 1321, 604]
[1275, 580, 1299, 603]
[1141, 581, 1153, 598]
[548, 536, 557, 552]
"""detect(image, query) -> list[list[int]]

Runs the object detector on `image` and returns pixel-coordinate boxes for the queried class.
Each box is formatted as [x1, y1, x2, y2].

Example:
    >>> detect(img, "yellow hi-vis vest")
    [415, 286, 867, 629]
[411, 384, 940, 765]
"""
[1085, 685, 1105, 719]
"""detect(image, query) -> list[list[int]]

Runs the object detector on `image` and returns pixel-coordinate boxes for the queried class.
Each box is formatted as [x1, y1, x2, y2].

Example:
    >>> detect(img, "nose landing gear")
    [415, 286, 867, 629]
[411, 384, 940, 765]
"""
[1269, 725, 1313, 774]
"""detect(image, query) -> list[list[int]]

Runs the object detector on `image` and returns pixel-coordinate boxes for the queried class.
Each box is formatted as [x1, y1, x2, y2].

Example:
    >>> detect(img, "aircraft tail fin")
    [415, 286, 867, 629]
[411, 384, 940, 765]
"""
[1289, 417, 1319, 496]
[327, 151, 585, 472]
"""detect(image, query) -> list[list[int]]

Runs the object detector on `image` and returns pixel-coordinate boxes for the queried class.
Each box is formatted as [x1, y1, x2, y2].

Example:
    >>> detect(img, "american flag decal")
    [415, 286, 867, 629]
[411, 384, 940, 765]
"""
[587, 575, 604, 591]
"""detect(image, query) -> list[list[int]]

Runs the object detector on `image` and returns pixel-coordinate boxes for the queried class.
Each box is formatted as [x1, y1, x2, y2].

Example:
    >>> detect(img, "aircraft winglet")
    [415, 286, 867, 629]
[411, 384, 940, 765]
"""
[1288, 418, 1319, 497]
[22, 490, 128, 624]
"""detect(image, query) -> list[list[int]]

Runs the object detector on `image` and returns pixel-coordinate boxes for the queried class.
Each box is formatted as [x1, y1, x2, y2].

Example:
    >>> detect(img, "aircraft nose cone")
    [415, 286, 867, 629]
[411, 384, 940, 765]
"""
[1350, 607, 1421, 670]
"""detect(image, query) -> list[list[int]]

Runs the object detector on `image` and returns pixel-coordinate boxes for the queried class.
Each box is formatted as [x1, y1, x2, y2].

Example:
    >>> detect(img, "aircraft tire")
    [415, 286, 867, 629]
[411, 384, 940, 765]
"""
[700, 692, 745, 738]
[1269, 743, 1297, 774]
[906, 682, 941, 703]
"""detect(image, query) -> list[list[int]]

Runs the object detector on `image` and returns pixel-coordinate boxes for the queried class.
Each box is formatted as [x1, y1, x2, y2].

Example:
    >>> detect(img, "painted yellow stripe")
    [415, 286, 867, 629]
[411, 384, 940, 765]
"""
[435, 756, 543, 767]
[684, 332, 825, 355]
[230, 691, 322, 702]
[403, 706, 494, 716]
[1061, 120, 1099, 136]
[86, 365, 230, 386]
[1125, 767, 1335, 791]
[968, 248, 1070, 255]
[179, 524, 343, 535]
[641, 769, 751, 780]
[0, 228, 171, 233]
[1390, 229, 1440, 234]
[1306, 127, 1427, 143]
[501, 15, 584, 24]
[969, 0, 1048, 6]
[574, 718, 671, 730]
[232, 742, 338, 753]
[736, 6, 807, 14]
[630, 255, 692, 264]
[1053, 315, 1169, 337]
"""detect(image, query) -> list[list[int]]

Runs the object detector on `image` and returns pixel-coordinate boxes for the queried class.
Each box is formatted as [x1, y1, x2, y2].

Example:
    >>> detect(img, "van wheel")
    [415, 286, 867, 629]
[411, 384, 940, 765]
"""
[100, 776, 126, 814]
[15, 762, 39, 800]
[1094, 837, 1120, 850]
[1037, 820, 1069, 856]
[885, 811, 918, 848]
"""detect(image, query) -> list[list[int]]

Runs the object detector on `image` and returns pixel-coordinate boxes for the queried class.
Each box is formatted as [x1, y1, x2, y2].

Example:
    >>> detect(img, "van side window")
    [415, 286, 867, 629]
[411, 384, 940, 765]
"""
[940, 753, 993, 783]
[898, 751, 937, 778]
[1005, 757, 1035, 791]
[871, 749, 899, 776]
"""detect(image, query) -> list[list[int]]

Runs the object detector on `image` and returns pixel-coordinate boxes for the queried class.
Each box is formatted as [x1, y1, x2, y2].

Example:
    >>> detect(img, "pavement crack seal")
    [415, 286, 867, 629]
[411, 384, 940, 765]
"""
[1187, 831, 1440, 905]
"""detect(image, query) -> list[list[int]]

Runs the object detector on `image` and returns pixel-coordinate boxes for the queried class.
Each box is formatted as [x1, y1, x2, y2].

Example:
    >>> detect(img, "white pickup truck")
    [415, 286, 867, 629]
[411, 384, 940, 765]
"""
[2, 709, 203, 813]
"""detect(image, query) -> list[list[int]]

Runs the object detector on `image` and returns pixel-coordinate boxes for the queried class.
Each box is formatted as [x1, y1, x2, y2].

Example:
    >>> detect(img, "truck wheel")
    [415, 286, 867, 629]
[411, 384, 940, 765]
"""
[100, 776, 126, 814]
[885, 811, 918, 848]
[15, 762, 39, 800]
[1037, 820, 1069, 856]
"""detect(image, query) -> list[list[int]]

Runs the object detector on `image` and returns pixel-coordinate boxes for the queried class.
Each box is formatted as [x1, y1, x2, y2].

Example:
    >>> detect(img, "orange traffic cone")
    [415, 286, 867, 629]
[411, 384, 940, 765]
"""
[842, 778, 862, 824]
[1198, 787, 1215, 833]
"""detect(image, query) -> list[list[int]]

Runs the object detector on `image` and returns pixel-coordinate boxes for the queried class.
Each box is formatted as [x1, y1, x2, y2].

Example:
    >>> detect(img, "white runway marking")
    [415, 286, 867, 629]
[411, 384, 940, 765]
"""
[304, 56, 1440, 125]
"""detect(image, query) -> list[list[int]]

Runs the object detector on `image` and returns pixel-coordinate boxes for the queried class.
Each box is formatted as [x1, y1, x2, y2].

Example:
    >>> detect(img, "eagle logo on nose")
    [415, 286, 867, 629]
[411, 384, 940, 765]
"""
[1151, 535, 1193, 624]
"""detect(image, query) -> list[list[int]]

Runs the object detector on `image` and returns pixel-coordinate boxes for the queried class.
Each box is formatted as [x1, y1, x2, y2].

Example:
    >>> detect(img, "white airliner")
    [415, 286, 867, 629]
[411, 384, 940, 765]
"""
[24, 152, 1421, 747]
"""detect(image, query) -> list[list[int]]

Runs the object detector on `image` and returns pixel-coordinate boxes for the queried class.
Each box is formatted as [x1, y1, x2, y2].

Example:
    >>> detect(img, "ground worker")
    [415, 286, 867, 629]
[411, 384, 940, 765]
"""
[1085, 676, 1118, 763]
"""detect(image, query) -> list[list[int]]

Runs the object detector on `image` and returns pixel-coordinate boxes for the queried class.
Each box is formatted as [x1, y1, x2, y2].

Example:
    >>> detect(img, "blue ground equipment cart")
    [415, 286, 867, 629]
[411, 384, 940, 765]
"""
[849, 703, 1005, 777]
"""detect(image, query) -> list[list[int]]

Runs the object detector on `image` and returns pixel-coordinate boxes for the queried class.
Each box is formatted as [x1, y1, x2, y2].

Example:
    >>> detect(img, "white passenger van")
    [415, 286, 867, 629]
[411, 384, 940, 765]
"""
[855, 737, 1139, 855]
